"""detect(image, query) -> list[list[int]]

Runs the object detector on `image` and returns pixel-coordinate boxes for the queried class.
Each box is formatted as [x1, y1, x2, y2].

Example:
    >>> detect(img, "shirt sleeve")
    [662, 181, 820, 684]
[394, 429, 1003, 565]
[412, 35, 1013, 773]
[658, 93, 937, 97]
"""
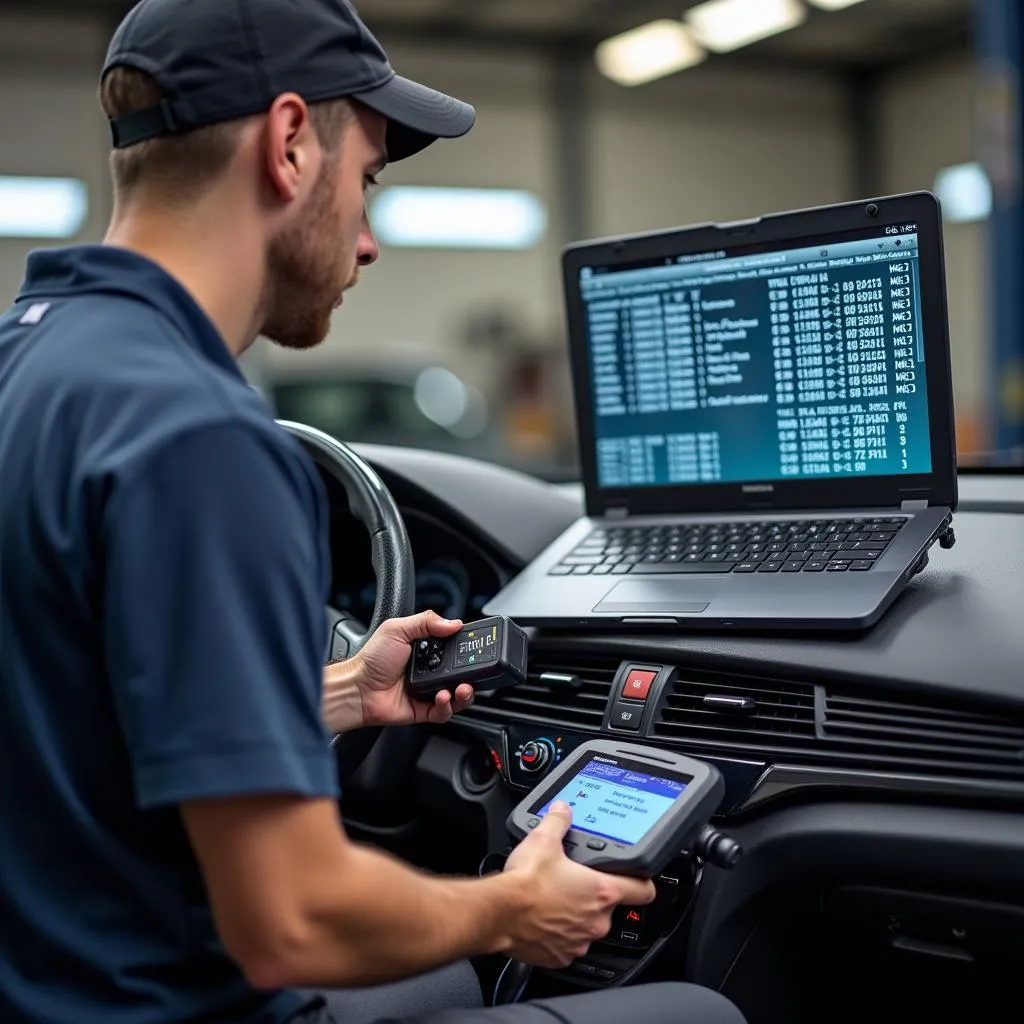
[101, 422, 339, 810]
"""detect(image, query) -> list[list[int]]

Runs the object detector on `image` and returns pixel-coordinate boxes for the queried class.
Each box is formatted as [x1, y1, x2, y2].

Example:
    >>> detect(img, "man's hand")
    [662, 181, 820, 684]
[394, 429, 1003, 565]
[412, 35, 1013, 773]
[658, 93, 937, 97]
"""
[323, 611, 475, 733]
[500, 802, 656, 968]
[356, 611, 476, 727]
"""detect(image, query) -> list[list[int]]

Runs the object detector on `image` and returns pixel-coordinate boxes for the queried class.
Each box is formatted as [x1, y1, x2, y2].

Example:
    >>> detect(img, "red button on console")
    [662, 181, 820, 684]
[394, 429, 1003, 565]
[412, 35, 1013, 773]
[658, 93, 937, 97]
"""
[622, 669, 657, 702]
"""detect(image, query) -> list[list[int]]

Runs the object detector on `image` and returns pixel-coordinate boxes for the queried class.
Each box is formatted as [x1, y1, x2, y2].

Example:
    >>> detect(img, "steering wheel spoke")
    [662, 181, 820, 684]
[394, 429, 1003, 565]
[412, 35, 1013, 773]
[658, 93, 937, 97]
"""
[326, 607, 369, 663]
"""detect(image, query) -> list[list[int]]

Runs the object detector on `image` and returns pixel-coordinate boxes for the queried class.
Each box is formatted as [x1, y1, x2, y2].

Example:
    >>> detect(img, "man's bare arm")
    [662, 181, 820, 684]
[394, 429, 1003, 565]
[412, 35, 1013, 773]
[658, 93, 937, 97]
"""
[182, 795, 524, 990]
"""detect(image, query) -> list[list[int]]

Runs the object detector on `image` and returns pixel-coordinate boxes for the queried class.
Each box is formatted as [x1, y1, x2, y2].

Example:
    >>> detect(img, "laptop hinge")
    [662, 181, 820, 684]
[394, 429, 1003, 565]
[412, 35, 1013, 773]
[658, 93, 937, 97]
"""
[605, 507, 629, 519]
[900, 499, 930, 510]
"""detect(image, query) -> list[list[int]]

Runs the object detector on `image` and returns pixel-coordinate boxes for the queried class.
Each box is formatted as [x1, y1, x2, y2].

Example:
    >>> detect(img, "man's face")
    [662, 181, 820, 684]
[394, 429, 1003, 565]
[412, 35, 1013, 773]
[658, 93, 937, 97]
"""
[261, 104, 385, 350]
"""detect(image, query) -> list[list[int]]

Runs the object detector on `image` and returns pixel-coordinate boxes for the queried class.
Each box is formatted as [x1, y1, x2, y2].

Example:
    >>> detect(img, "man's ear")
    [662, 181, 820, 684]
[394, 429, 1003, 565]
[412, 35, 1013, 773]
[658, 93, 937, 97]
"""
[263, 93, 317, 203]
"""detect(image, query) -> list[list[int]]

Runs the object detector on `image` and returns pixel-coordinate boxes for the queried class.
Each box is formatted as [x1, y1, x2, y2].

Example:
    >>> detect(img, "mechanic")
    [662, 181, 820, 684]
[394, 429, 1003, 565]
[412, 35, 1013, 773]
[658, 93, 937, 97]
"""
[0, 2, 747, 1023]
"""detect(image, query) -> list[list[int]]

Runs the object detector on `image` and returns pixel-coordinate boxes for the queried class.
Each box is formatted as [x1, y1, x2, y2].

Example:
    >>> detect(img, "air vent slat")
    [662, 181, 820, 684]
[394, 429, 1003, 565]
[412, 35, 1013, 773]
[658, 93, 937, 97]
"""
[664, 699, 813, 715]
[462, 654, 618, 731]
[663, 683, 814, 703]
[826, 696, 1024, 733]
[825, 730, 1022, 763]
[824, 711, 1024, 746]
[496, 696, 603, 714]
[464, 706, 602, 730]
[517, 683, 608, 701]
[652, 674, 817, 750]
[660, 712, 813, 731]
[819, 690, 1024, 779]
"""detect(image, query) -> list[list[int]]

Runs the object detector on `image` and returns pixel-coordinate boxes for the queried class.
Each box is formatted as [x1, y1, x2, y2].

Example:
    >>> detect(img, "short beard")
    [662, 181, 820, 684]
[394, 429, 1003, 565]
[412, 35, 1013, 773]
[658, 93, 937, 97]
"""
[260, 159, 346, 351]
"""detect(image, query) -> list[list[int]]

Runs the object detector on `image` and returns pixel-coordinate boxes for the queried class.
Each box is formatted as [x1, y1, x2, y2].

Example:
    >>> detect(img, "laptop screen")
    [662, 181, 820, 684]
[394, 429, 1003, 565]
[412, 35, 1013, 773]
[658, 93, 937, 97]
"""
[578, 223, 932, 491]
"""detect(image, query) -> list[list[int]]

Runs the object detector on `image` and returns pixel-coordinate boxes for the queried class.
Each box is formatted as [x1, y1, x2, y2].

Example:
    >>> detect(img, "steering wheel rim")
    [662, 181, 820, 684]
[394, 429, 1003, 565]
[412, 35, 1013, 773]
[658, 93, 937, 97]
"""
[278, 421, 415, 774]
[279, 420, 415, 642]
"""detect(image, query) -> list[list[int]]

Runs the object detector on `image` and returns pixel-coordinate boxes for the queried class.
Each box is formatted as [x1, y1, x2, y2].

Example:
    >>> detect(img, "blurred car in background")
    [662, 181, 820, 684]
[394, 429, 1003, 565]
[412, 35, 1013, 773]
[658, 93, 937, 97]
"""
[264, 364, 505, 462]
[262, 362, 581, 481]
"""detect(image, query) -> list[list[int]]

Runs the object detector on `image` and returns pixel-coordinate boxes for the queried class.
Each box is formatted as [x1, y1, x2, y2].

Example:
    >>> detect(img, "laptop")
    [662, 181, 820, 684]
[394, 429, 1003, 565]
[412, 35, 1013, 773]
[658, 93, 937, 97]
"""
[485, 192, 957, 631]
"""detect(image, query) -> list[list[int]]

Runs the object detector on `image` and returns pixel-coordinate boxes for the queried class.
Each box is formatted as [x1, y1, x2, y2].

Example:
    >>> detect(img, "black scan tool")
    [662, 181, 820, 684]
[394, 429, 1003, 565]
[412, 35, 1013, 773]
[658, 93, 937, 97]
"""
[507, 739, 731, 878]
[407, 615, 529, 702]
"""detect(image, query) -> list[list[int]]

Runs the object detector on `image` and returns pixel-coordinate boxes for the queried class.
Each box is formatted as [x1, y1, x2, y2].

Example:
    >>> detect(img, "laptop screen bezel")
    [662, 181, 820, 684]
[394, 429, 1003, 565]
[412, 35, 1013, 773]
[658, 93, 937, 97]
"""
[562, 192, 957, 517]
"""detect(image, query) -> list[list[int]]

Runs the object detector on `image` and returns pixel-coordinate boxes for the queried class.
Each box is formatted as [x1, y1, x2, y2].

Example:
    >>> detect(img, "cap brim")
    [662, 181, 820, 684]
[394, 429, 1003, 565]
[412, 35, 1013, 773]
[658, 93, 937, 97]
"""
[352, 75, 475, 162]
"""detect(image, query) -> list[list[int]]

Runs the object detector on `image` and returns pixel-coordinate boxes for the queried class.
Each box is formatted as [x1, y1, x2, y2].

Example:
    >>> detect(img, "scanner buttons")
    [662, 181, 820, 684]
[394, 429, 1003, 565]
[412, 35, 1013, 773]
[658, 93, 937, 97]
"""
[414, 638, 447, 674]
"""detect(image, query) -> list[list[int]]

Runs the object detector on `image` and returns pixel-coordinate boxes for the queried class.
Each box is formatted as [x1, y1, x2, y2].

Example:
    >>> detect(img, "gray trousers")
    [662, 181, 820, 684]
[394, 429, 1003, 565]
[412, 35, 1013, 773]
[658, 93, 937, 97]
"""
[296, 961, 746, 1024]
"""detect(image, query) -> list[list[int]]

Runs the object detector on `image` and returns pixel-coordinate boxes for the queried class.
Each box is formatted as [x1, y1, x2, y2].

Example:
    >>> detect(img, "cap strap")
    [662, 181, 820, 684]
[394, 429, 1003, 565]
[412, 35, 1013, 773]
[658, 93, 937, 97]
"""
[109, 99, 179, 149]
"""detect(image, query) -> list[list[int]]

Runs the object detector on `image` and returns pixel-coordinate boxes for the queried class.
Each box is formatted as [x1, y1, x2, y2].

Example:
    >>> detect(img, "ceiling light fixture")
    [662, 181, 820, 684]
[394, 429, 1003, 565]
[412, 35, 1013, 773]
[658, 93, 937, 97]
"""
[370, 186, 547, 250]
[595, 19, 706, 87]
[934, 163, 993, 224]
[0, 177, 88, 239]
[806, 0, 869, 10]
[685, 0, 806, 54]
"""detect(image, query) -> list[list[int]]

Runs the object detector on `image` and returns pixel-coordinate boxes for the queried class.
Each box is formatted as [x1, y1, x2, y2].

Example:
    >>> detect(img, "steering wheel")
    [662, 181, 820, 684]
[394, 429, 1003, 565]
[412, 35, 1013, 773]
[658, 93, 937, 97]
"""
[278, 421, 415, 778]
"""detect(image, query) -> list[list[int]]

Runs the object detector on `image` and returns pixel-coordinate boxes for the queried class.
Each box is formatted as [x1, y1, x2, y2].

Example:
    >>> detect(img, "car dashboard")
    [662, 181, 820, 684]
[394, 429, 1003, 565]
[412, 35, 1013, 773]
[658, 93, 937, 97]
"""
[324, 444, 1024, 1024]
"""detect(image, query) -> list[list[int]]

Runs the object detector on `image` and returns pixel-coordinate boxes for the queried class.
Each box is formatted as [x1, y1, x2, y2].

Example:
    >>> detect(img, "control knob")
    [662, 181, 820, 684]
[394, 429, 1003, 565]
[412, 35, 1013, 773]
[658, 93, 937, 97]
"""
[519, 738, 556, 774]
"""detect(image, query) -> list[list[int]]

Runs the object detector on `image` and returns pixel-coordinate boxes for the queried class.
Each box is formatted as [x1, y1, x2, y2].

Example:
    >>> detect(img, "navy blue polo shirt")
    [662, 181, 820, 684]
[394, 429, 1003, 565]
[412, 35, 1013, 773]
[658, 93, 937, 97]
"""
[0, 246, 339, 1024]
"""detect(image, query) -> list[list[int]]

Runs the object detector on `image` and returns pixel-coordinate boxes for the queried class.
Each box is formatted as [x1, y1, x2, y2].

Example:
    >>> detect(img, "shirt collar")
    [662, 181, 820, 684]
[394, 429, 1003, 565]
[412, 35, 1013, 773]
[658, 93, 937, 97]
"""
[18, 244, 243, 379]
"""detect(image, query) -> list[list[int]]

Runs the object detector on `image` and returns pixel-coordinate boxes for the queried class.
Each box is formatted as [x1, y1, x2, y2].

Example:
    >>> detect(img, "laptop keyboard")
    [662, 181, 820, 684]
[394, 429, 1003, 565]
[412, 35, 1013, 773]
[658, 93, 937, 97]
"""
[548, 517, 908, 577]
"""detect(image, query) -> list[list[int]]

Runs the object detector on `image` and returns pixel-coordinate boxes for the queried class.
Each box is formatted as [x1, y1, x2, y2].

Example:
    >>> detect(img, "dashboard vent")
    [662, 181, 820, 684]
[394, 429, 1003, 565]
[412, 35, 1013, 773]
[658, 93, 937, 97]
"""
[464, 651, 617, 731]
[652, 671, 816, 756]
[822, 690, 1024, 779]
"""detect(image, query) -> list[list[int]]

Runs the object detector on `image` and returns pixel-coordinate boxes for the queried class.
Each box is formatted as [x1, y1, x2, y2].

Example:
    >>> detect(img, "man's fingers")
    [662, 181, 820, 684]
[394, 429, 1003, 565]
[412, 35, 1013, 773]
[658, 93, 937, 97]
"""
[614, 877, 657, 907]
[424, 685, 474, 724]
[430, 691, 455, 722]
[533, 801, 572, 842]
[425, 610, 463, 637]
[388, 610, 463, 643]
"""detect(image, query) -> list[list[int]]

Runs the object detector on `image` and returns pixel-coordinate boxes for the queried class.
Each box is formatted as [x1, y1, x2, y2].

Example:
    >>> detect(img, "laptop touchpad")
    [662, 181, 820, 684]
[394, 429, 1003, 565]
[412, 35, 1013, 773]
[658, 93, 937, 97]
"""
[593, 580, 712, 614]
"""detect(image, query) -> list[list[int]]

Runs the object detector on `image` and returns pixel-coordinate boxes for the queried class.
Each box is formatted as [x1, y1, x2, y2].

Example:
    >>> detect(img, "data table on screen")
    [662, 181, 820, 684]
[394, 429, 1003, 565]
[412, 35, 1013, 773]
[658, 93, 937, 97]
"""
[580, 230, 931, 489]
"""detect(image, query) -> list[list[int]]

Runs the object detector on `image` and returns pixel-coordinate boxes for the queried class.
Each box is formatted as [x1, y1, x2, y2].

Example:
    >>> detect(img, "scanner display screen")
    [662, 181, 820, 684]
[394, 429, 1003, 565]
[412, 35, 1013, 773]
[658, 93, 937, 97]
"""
[453, 623, 499, 669]
[532, 754, 692, 846]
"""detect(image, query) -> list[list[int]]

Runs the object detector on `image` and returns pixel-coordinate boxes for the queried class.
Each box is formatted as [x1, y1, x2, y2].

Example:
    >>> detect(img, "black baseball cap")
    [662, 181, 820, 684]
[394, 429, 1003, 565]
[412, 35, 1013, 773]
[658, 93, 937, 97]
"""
[102, 0, 475, 162]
